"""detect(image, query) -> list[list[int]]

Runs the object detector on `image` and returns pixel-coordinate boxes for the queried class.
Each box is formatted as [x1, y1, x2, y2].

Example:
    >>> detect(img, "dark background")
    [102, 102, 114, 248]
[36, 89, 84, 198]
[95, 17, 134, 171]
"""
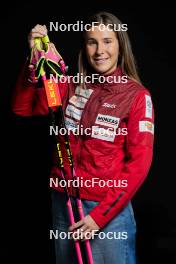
[0, 1, 175, 263]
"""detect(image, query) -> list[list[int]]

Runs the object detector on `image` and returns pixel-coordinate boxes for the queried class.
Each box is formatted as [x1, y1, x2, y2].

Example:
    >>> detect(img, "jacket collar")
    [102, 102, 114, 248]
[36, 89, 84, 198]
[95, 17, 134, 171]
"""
[100, 66, 123, 81]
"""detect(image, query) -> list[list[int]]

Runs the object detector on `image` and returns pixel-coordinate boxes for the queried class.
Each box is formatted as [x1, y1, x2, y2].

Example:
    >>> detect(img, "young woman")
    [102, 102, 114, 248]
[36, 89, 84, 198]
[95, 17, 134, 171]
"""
[12, 11, 154, 264]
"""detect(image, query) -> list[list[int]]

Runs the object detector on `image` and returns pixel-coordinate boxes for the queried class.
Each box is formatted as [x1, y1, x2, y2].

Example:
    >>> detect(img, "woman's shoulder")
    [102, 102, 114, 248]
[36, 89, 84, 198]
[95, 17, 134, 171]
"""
[125, 78, 152, 98]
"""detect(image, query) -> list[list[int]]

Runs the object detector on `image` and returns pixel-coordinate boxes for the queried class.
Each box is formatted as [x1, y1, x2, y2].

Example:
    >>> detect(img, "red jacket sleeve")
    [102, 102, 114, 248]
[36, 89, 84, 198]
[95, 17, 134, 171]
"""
[11, 62, 37, 116]
[11, 62, 68, 116]
[89, 89, 155, 228]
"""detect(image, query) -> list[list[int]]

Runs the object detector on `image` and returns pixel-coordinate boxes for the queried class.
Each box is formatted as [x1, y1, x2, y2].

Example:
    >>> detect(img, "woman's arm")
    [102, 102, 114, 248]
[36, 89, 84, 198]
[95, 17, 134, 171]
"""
[11, 61, 38, 116]
[89, 89, 155, 228]
[11, 63, 68, 116]
[12, 24, 68, 116]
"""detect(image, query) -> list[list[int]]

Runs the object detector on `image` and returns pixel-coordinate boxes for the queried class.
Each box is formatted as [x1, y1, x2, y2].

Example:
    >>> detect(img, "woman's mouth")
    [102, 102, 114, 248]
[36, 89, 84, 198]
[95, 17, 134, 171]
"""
[94, 58, 109, 65]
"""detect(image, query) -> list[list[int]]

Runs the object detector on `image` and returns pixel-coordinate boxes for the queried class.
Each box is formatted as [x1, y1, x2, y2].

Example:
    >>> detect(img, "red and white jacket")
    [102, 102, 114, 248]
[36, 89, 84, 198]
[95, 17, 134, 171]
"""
[12, 65, 154, 228]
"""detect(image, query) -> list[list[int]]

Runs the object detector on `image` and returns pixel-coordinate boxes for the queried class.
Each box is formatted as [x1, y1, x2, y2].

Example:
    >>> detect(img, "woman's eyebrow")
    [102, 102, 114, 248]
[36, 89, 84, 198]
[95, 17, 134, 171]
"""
[87, 37, 96, 40]
[86, 37, 113, 40]
[103, 38, 112, 40]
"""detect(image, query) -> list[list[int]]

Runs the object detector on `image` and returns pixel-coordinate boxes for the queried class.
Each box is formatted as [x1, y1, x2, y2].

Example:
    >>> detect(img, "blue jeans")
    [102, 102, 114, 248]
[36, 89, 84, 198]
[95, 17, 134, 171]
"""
[51, 190, 136, 264]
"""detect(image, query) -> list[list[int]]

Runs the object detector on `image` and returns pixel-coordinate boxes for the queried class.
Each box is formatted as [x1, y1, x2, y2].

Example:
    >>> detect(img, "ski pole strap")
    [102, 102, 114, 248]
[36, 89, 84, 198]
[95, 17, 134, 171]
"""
[30, 36, 66, 81]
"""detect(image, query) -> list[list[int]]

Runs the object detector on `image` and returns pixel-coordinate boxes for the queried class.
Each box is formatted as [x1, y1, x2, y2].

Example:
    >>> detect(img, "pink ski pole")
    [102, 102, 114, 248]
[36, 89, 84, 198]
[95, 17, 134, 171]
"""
[32, 37, 94, 264]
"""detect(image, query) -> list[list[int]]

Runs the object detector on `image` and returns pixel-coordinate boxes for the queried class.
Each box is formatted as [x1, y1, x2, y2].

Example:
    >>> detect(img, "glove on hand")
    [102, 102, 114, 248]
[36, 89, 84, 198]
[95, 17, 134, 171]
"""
[28, 35, 67, 82]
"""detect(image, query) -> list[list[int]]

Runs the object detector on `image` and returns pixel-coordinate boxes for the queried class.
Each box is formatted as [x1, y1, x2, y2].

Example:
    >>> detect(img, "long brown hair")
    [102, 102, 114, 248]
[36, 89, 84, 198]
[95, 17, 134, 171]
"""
[78, 11, 141, 87]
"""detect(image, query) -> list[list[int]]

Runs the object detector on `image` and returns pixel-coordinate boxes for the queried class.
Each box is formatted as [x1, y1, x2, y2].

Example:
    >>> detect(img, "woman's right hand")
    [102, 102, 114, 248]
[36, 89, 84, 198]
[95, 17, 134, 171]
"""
[28, 24, 48, 49]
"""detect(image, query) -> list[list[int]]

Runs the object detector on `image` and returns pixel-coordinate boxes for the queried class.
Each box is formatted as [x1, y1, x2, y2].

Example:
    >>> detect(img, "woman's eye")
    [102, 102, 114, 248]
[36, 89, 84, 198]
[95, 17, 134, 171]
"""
[104, 39, 112, 44]
[87, 40, 96, 45]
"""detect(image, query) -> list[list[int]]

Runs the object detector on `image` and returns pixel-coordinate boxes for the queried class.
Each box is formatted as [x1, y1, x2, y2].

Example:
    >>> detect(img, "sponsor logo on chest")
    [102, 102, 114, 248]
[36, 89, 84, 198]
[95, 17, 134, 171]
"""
[95, 114, 120, 128]
[102, 103, 116, 108]
[66, 104, 83, 120]
[91, 126, 116, 142]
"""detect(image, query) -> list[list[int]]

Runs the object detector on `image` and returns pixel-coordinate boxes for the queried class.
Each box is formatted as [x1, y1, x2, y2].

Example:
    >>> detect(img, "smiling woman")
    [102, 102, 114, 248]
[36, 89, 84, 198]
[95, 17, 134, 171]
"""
[85, 28, 119, 75]
[78, 12, 141, 89]
[12, 11, 154, 264]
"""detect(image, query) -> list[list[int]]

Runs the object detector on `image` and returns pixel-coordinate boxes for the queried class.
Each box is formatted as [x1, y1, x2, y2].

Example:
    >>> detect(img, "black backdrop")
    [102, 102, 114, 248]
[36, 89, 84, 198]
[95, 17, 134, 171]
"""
[1, 1, 175, 263]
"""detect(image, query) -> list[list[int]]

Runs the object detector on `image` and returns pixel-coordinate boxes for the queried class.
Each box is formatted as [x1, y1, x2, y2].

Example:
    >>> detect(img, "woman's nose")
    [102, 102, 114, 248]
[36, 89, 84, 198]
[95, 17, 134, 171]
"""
[96, 43, 104, 55]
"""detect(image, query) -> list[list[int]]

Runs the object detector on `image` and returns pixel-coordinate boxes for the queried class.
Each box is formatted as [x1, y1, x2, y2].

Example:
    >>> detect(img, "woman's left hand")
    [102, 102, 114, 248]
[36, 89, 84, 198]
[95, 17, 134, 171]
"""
[68, 215, 100, 241]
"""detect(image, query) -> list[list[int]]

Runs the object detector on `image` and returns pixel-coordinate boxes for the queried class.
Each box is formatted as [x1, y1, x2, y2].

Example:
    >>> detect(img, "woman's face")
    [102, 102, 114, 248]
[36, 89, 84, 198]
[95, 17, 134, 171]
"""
[85, 25, 119, 75]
